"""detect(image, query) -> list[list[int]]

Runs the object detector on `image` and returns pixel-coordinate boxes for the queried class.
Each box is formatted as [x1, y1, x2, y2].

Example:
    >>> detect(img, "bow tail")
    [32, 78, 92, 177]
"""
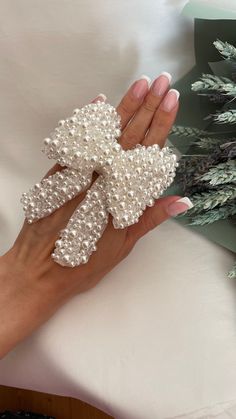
[21, 167, 92, 223]
[52, 176, 109, 267]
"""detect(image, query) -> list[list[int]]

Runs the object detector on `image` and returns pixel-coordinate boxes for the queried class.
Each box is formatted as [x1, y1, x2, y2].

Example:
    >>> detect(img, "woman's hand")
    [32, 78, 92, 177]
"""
[0, 73, 193, 357]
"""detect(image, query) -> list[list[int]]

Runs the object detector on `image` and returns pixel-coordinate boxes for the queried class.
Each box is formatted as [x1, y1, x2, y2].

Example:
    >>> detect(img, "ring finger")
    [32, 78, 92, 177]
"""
[142, 88, 179, 148]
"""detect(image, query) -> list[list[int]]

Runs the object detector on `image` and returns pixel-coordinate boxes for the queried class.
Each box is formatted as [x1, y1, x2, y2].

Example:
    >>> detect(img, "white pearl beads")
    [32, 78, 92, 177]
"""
[21, 101, 178, 267]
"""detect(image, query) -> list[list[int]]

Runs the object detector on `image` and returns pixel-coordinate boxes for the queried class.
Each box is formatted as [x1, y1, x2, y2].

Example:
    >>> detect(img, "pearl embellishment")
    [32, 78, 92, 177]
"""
[21, 101, 178, 267]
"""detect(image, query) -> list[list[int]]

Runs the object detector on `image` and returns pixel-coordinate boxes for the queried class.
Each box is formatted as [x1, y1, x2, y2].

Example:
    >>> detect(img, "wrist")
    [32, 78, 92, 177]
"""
[0, 248, 64, 358]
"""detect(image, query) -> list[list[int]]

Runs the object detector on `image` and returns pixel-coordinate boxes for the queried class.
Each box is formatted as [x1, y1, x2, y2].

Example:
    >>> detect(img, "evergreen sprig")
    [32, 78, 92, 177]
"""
[199, 161, 236, 185]
[170, 39, 236, 277]
[170, 125, 208, 137]
[192, 74, 235, 93]
[214, 39, 236, 60]
[195, 136, 222, 149]
[214, 110, 236, 124]
[188, 202, 236, 225]
[188, 185, 236, 213]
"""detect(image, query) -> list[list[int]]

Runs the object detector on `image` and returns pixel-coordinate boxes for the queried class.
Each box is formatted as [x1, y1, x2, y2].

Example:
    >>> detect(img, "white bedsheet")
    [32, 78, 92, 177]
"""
[0, 1, 235, 418]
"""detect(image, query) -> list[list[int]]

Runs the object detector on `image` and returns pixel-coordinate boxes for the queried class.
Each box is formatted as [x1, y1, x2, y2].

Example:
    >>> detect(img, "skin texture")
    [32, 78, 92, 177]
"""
[0, 75, 182, 358]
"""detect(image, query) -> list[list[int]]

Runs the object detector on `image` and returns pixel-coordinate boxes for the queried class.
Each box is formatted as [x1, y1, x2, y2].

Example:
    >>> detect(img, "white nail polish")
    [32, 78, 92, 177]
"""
[96, 93, 107, 101]
[140, 74, 152, 87]
[175, 197, 194, 209]
[161, 71, 172, 83]
[168, 88, 180, 100]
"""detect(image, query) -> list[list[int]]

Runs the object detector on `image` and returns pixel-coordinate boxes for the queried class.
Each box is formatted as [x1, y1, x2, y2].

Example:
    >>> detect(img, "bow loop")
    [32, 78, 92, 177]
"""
[43, 102, 122, 173]
[104, 145, 177, 228]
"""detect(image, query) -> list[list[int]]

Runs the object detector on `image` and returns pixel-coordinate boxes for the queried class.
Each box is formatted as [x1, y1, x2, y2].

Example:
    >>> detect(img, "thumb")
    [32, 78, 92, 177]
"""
[127, 196, 194, 243]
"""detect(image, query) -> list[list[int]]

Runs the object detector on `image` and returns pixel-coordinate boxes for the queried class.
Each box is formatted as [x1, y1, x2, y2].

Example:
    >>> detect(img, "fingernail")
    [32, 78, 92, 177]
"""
[152, 71, 172, 96]
[166, 197, 194, 217]
[132, 75, 151, 99]
[94, 93, 107, 102]
[161, 89, 180, 112]
[140, 74, 152, 87]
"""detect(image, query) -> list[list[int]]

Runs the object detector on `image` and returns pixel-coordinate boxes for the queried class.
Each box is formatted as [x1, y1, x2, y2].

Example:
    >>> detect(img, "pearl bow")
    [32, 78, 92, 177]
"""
[21, 101, 178, 267]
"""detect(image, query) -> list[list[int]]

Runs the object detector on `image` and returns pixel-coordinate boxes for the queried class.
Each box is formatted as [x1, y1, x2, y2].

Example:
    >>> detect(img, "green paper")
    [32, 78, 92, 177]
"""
[209, 59, 234, 79]
[168, 18, 236, 253]
[183, 0, 236, 20]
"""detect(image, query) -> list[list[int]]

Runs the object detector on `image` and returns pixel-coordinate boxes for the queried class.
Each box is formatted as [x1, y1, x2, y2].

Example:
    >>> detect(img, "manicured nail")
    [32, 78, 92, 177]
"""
[166, 197, 194, 217]
[94, 93, 107, 102]
[132, 75, 151, 99]
[140, 74, 152, 87]
[152, 71, 172, 96]
[161, 88, 180, 112]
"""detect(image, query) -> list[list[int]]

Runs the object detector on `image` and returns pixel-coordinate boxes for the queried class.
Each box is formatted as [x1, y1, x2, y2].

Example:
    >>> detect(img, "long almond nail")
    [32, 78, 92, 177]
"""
[132, 75, 151, 99]
[161, 89, 180, 112]
[152, 71, 172, 96]
[166, 197, 194, 217]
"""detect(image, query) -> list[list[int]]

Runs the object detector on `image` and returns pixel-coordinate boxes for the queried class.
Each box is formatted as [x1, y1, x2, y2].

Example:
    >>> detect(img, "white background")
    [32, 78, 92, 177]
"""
[0, 1, 235, 418]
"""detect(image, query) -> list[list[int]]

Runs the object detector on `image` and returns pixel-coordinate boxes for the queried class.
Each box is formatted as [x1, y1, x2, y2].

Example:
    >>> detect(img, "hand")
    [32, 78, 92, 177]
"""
[0, 73, 193, 357]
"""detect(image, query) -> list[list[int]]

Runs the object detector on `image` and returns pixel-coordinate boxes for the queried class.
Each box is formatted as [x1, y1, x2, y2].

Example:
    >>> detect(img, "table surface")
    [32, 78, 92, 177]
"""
[0, 1, 236, 418]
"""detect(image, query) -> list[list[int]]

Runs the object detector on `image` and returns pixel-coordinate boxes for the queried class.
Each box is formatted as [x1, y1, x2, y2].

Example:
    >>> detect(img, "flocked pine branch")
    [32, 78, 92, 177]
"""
[188, 201, 236, 225]
[214, 110, 236, 124]
[192, 74, 234, 92]
[198, 161, 236, 185]
[214, 40, 236, 61]
[195, 136, 222, 149]
[228, 261, 236, 279]
[172, 38, 236, 279]
[188, 185, 236, 213]
[170, 125, 208, 137]
[195, 137, 236, 151]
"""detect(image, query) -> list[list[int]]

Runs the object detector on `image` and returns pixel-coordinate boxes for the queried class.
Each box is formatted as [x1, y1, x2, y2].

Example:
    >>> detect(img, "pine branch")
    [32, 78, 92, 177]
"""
[207, 92, 232, 104]
[220, 141, 236, 159]
[192, 74, 233, 92]
[198, 161, 236, 185]
[177, 147, 223, 192]
[188, 201, 236, 225]
[195, 137, 222, 150]
[195, 137, 236, 150]
[170, 125, 208, 137]
[228, 261, 236, 279]
[189, 185, 236, 213]
[214, 40, 236, 61]
[214, 110, 236, 124]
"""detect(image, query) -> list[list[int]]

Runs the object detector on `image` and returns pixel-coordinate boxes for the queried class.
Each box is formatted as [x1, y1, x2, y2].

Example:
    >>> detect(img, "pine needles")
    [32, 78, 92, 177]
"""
[214, 39, 236, 60]
[171, 39, 236, 278]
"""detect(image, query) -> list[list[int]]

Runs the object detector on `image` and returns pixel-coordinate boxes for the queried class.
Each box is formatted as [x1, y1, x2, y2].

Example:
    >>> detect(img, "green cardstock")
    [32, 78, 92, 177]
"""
[183, 0, 236, 20]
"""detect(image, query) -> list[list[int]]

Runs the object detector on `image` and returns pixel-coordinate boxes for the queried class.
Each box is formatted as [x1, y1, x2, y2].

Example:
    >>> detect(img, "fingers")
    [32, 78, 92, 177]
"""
[116, 75, 151, 131]
[120, 72, 171, 149]
[143, 89, 179, 148]
[127, 196, 194, 244]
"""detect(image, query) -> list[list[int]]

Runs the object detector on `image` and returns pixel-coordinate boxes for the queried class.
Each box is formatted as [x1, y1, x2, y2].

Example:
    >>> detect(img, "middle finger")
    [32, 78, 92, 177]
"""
[120, 72, 171, 149]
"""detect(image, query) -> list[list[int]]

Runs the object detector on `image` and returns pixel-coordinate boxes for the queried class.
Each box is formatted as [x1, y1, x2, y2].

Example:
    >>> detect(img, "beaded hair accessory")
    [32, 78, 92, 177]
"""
[21, 101, 178, 267]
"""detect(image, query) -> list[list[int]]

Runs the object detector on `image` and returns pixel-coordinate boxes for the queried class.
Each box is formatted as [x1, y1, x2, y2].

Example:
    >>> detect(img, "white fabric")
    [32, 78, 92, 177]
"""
[0, 1, 236, 418]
